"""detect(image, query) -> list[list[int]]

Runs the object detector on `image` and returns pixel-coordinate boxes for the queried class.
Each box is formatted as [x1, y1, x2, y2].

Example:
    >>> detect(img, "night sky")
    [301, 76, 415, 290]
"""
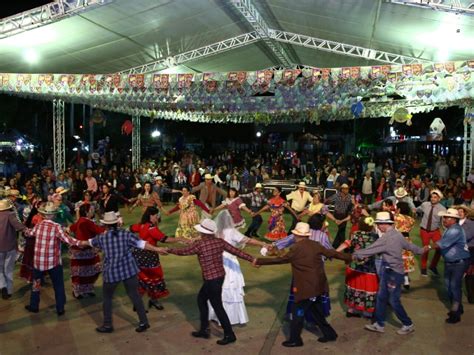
[1, 0, 51, 19]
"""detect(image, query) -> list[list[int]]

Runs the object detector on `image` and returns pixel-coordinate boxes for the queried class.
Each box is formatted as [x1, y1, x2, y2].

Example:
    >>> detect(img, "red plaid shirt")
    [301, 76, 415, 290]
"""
[168, 236, 254, 280]
[30, 219, 79, 271]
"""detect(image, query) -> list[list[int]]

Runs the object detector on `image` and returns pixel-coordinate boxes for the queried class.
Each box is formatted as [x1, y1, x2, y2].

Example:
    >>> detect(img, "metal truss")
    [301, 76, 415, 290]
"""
[387, 0, 474, 16]
[119, 31, 260, 75]
[270, 30, 431, 65]
[52, 99, 66, 174]
[229, 0, 293, 67]
[0, 0, 113, 39]
[463, 107, 474, 182]
[131, 115, 141, 171]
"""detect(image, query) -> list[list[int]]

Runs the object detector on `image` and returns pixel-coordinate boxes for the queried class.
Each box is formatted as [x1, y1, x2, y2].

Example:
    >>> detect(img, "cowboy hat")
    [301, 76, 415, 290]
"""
[340, 183, 349, 189]
[155, 176, 163, 181]
[396, 178, 403, 184]
[0, 199, 13, 211]
[394, 187, 408, 199]
[291, 222, 311, 237]
[453, 204, 473, 215]
[194, 218, 217, 234]
[438, 208, 461, 219]
[100, 211, 120, 225]
[38, 202, 59, 215]
[374, 211, 395, 224]
[5, 189, 20, 197]
[204, 173, 213, 180]
[298, 182, 306, 188]
[255, 183, 263, 189]
[430, 189, 444, 199]
[55, 186, 69, 195]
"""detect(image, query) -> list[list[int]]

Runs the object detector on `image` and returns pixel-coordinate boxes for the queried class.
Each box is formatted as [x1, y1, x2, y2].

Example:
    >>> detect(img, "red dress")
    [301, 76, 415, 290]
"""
[130, 223, 170, 300]
[19, 214, 44, 282]
[69, 217, 105, 297]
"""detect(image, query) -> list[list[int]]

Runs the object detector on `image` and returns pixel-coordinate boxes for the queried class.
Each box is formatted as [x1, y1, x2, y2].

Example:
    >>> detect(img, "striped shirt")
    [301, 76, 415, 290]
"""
[30, 219, 80, 271]
[89, 228, 146, 283]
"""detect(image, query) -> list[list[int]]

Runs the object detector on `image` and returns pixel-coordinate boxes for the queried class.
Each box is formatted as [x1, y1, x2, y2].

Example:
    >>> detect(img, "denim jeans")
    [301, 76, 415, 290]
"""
[30, 265, 66, 313]
[444, 259, 470, 314]
[0, 249, 17, 294]
[375, 267, 412, 327]
[245, 210, 263, 237]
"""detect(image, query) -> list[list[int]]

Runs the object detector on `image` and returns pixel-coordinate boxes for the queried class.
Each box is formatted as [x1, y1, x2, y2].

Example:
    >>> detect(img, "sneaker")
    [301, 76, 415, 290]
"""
[421, 269, 428, 277]
[364, 323, 385, 333]
[397, 324, 415, 335]
[429, 267, 439, 276]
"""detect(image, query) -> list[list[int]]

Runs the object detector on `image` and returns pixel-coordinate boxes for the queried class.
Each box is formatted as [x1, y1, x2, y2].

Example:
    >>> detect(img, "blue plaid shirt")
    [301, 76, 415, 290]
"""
[89, 228, 145, 283]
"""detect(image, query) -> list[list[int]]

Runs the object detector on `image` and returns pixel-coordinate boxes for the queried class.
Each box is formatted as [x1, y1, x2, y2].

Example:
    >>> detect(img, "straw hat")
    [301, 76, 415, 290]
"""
[394, 187, 408, 198]
[100, 211, 120, 225]
[5, 189, 20, 197]
[374, 211, 395, 224]
[438, 208, 461, 219]
[55, 186, 69, 195]
[340, 183, 349, 189]
[155, 176, 163, 181]
[298, 182, 306, 188]
[194, 219, 217, 234]
[430, 189, 444, 199]
[0, 199, 13, 211]
[291, 222, 311, 237]
[255, 183, 263, 189]
[38, 202, 59, 215]
[204, 173, 213, 180]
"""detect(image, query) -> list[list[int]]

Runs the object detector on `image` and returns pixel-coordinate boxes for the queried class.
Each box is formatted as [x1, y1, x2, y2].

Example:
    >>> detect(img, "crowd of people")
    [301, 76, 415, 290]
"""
[0, 148, 473, 347]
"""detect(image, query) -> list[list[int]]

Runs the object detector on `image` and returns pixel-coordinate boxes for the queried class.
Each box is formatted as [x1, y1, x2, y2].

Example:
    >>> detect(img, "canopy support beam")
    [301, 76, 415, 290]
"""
[0, 0, 113, 39]
[387, 0, 474, 16]
[52, 99, 65, 174]
[132, 115, 141, 171]
[229, 0, 293, 67]
[270, 30, 430, 65]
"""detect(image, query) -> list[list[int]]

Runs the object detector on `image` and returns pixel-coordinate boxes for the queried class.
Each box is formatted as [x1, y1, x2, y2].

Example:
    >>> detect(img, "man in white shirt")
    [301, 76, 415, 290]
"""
[286, 182, 312, 233]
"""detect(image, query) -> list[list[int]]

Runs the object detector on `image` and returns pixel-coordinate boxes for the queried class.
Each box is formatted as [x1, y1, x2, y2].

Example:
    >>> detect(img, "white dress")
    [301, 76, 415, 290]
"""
[208, 227, 249, 325]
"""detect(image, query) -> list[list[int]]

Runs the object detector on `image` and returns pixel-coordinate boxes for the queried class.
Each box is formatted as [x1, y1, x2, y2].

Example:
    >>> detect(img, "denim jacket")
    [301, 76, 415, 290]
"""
[437, 223, 470, 262]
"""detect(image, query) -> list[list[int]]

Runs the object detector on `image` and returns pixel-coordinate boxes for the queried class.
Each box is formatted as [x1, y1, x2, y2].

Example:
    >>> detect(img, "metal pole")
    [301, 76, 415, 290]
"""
[463, 106, 474, 183]
[69, 102, 74, 137]
[52, 99, 65, 174]
[89, 106, 94, 152]
[132, 115, 141, 170]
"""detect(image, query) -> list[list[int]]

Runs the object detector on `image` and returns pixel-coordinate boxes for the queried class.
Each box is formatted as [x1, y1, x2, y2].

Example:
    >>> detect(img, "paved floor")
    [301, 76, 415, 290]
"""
[1, 209, 473, 354]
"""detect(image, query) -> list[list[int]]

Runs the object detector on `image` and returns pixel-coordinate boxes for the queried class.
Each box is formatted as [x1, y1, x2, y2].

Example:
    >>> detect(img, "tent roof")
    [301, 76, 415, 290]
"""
[0, 0, 473, 74]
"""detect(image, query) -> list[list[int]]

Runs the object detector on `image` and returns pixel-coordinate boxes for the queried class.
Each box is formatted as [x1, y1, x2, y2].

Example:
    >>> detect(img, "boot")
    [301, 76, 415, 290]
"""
[445, 311, 461, 324]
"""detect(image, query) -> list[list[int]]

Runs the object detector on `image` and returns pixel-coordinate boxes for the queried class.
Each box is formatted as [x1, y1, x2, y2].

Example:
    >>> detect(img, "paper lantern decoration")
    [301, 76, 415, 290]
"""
[121, 120, 133, 135]
[90, 110, 106, 126]
[389, 108, 413, 126]
[430, 117, 446, 135]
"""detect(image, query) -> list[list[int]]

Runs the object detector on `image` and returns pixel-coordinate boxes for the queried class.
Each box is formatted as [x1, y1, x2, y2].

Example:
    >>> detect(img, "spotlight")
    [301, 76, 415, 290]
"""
[151, 130, 161, 138]
[256, 131, 262, 138]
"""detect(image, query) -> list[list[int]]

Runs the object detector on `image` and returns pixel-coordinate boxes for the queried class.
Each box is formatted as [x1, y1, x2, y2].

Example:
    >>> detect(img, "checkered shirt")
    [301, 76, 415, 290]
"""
[168, 236, 254, 280]
[89, 228, 145, 283]
[240, 191, 267, 210]
[31, 219, 80, 271]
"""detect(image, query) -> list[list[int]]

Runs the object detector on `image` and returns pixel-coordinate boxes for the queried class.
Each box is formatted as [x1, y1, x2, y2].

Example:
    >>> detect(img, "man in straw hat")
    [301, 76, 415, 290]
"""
[256, 222, 351, 347]
[0, 199, 27, 299]
[368, 187, 416, 213]
[436, 208, 471, 323]
[353, 211, 428, 335]
[25, 202, 82, 315]
[79, 211, 167, 333]
[241, 183, 268, 238]
[416, 189, 446, 276]
[164, 218, 258, 346]
[192, 174, 227, 209]
[453, 205, 474, 304]
[286, 182, 312, 233]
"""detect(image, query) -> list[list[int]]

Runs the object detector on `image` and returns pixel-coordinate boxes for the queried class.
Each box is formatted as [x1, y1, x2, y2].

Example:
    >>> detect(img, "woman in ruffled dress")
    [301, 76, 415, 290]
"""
[336, 216, 379, 318]
[166, 186, 210, 240]
[69, 204, 105, 298]
[256, 187, 297, 241]
[211, 188, 253, 229]
[393, 202, 416, 290]
[208, 210, 268, 325]
[131, 207, 186, 310]
[130, 182, 162, 213]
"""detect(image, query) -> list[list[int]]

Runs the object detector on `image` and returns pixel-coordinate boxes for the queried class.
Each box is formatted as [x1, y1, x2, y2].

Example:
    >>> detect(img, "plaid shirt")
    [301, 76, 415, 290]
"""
[328, 192, 353, 216]
[240, 191, 267, 210]
[89, 228, 145, 283]
[30, 219, 80, 271]
[168, 236, 254, 280]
